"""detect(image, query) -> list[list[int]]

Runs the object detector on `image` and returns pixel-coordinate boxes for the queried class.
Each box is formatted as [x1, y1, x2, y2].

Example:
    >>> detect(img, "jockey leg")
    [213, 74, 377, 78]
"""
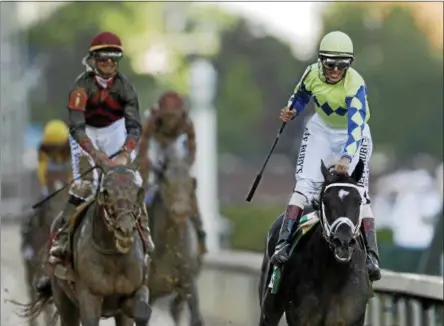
[190, 177, 207, 255]
[270, 192, 307, 266]
[348, 128, 380, 281]
[48, 196, 83, 264]
[48, 180, 92, 264]
[49, 142, 94, 265]
[271, 122, 327, 266]
[360, 204, 381, 281]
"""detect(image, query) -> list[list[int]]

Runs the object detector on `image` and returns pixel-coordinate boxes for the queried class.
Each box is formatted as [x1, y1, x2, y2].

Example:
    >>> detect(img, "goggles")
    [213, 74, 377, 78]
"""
[322, 58, 351, 70]
[93, 51, 123, 62]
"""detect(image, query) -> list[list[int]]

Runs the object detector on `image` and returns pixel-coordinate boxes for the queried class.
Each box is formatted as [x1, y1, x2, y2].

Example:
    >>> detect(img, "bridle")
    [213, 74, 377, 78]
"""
[319, 182, 362, 242]
[101, 207, 140, 232]
[97, 168, 142, 231]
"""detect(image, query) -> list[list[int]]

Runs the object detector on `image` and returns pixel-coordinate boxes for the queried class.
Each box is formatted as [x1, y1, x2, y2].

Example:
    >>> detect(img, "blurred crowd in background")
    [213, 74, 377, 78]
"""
[1, 2, 443, 276]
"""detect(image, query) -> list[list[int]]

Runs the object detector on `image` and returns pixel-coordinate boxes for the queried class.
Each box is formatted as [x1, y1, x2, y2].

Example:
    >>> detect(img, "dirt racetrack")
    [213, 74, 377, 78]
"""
[1, 224, 227, 326]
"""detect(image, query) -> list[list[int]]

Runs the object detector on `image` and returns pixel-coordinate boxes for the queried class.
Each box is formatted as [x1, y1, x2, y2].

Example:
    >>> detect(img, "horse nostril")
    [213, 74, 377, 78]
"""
[349, 238, 357, 246]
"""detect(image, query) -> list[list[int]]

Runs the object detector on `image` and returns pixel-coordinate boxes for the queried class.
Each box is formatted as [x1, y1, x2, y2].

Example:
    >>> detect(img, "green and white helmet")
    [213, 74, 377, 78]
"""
[319, 31, 354, 60]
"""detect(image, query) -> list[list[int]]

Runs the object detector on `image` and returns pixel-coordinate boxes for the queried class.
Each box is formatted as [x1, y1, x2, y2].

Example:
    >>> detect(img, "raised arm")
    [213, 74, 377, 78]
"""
[342, 85, 368, 162]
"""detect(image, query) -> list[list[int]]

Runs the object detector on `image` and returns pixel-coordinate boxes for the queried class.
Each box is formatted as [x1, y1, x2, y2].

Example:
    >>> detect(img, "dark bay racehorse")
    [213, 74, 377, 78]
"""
[147, 144, 203, 326]
[24, 165, 152, 326]
[20, 164, 70, 326]
[259, 160, 371, 326]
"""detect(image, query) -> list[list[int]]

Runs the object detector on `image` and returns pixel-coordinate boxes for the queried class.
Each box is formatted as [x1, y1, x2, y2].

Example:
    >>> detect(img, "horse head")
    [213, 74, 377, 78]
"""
[318, 159, 364, 263]
[97, 164, 145, 254]
[159, 143, 194, 226]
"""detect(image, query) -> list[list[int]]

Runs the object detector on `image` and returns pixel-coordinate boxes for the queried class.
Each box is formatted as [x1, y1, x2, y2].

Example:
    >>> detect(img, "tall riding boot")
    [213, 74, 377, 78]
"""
[140, 204, 155, 254]
[190, 185, 207, 255]
[270, 205, 304, 266]
[48, 197, 82, 264]
[362, 217, 381, 281]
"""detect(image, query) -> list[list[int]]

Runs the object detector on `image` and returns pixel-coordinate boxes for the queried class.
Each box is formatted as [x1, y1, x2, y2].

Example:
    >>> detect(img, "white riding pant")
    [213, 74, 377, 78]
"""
[291, 113, 373, 207]
[145, 133, 190, 185]
[69, 118, 142, 199]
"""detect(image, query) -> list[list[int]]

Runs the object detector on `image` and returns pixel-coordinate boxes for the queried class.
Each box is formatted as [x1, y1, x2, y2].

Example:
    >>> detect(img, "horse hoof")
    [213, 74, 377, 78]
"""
[134, 301, 152, 325]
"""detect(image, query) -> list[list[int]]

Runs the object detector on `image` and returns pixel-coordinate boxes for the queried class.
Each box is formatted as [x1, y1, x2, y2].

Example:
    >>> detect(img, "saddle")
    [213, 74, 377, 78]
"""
[290, 212, 320, 251]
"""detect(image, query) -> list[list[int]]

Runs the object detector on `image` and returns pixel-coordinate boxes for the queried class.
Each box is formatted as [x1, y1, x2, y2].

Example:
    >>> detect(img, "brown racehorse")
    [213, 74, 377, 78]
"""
[147, 143, 203, 326]
[23, 164, 151, 326]
[20, 164, 70, 326]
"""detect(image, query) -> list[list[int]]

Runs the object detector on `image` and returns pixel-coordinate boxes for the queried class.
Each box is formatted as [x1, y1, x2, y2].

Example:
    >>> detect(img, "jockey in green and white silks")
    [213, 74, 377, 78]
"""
[271, 31, 381, 281]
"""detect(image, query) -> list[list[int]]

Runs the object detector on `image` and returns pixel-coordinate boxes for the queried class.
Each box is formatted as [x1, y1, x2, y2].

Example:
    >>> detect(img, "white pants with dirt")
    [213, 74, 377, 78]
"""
[69, 118, 142, 200]
[291, 113, 373, 206]
[145, 133, 189, 185]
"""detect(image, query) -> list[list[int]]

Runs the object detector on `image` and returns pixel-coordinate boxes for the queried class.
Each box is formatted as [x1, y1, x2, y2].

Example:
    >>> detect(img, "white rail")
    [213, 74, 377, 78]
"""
[198, 250, 444, 326]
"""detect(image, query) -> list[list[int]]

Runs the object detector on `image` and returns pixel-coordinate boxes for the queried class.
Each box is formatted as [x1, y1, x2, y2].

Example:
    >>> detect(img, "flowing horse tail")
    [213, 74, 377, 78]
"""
[8, 278, 57, 325]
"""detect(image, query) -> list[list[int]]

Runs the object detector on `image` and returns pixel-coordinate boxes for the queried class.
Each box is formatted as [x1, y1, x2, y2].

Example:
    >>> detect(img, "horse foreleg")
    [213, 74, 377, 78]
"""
[75, 280, 102, 326]
[185, 280, 204, 326]
[121, 284, 152, 326]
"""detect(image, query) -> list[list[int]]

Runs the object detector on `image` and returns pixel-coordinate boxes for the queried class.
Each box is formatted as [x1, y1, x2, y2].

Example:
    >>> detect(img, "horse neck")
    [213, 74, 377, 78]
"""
[90, 203, 118, 252]
[151, 194, 187, 249]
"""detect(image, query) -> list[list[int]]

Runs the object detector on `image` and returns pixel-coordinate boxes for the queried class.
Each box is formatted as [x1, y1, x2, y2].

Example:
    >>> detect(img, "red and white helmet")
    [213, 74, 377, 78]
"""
[89, 31, 123, 54]
[158, 91, 186, 112]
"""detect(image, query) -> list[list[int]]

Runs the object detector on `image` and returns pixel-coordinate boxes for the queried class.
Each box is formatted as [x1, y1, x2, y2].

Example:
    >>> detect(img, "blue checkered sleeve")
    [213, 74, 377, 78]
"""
[342, 85, 368, 161]
[287, 88, 311, 117]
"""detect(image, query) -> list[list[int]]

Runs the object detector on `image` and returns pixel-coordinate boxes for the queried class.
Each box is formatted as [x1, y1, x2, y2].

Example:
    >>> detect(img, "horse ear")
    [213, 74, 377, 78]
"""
[351, 159, 364, 183]
[320, 160, 331, 181]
